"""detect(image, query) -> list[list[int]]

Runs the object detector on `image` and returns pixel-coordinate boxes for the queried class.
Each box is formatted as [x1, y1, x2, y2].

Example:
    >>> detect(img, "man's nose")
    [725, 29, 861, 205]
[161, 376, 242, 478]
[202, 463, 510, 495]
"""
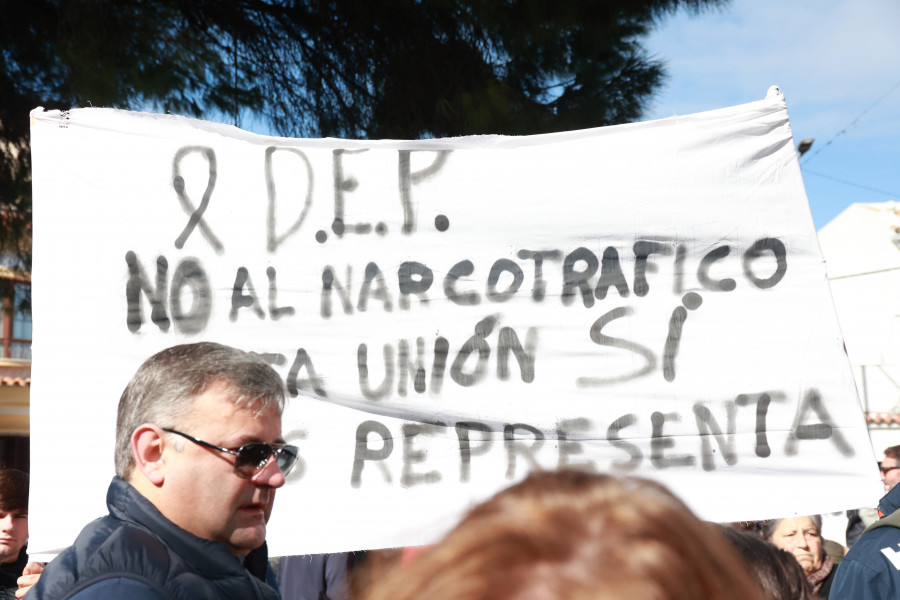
[252, 457, 286, 488]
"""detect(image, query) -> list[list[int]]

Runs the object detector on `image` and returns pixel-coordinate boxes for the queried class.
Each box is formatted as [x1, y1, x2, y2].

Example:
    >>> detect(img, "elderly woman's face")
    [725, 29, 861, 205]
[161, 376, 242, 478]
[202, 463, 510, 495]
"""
[770, 516, 823, 575]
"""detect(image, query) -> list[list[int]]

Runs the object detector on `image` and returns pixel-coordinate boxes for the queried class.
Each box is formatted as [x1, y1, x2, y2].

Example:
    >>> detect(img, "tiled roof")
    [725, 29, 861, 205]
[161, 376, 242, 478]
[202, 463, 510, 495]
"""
[866, 412, 900, 426]
[0, 365, 29, 387]
[0, 375, 29, 387]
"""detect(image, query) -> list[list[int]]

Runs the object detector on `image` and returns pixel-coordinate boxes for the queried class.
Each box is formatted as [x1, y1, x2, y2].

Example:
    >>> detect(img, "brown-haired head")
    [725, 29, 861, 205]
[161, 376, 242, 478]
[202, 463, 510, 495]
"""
[720, 525, 814, 600]
[884, 445, 900, 461]
[0, 468, 28, 513]
[359, 470, 763, 600]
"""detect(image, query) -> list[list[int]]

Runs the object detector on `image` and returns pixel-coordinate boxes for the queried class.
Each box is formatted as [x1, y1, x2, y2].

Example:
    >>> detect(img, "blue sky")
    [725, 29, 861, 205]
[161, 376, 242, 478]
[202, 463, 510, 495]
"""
[643, 0, 900, 230]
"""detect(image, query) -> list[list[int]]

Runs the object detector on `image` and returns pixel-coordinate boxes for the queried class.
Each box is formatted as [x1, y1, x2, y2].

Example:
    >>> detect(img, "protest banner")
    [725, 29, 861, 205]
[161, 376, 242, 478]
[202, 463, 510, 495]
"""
[28, 86, 881, 556]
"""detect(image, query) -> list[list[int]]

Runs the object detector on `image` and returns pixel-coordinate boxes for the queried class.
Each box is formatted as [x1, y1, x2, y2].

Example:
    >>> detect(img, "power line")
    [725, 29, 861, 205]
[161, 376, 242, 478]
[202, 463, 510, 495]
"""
[828, 266, 900, 281]
[801, 168, 900, 200]
[800, 79, 900, 165]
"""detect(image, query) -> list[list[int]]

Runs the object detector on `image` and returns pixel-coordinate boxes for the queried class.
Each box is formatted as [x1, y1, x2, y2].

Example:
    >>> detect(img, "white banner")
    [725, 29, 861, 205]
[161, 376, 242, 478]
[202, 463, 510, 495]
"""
[28, 87, 881, 556]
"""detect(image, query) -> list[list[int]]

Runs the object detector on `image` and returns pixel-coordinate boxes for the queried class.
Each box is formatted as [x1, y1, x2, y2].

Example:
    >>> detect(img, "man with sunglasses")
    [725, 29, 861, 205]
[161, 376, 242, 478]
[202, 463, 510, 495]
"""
[833, 446, 900, 599]
[845, 445, 900, 549]
[29, 342, 299, 600]
[879, 445, 900, 493]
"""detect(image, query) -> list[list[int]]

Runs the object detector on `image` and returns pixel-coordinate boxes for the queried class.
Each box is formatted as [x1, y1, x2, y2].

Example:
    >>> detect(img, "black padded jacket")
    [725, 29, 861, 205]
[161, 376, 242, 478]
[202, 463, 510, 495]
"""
[28, 476, 279, 600]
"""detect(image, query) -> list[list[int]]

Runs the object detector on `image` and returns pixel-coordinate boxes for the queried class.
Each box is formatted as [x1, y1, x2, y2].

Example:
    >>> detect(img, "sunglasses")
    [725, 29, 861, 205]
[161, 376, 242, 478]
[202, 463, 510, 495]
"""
[880, 465, 900, 474]
[163, 428, 299, 479]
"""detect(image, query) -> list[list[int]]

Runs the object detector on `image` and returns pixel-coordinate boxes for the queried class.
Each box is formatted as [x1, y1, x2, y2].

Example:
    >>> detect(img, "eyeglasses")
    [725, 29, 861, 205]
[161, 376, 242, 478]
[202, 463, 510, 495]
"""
[880, 465, 900, 474]
[162, 428, 299, 479]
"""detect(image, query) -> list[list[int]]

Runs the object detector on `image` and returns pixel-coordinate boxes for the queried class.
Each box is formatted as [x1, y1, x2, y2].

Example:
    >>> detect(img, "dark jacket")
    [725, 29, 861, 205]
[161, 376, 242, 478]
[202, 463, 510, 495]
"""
[275, 553, 365, 600]
[29, 476, 279, 600]
[880, 483, 900, 516]
[0, 546, 27, 600]
[815, 563, 836, 598]
[831, 484, 900, 599]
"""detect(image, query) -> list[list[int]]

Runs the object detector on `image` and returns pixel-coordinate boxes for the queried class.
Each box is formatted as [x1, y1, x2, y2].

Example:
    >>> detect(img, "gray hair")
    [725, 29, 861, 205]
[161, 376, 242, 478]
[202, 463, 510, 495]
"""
[761, 515, 823, 543]
[115, 342, 286, 478]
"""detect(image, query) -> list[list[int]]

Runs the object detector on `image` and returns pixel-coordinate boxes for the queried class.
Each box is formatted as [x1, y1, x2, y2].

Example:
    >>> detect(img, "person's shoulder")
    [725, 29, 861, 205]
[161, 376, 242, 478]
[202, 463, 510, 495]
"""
[832, 532, 900, 600]
[51, 577, 167, 600]
[31, 517, 174, 599]
[849, 520, 900, 553]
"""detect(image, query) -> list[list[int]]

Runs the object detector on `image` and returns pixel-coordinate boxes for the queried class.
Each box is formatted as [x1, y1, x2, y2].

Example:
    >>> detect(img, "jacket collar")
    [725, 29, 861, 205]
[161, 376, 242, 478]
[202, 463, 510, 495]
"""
[106, 476, 252, 578]
[879, 482, 900, 517]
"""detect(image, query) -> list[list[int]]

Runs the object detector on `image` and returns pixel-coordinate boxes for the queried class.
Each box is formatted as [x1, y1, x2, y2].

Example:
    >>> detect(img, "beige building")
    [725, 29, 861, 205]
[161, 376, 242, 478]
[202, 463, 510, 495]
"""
[0, 266, 31, 470]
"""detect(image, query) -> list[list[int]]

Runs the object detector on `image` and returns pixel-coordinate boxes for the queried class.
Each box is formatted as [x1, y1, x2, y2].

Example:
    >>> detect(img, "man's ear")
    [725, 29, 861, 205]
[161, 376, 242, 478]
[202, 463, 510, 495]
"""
[131, 424, 168, 486]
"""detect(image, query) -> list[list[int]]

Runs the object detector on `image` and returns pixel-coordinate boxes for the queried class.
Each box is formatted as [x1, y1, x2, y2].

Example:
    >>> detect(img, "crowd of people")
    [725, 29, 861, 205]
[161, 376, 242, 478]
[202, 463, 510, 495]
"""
[1, 342, 897, 599]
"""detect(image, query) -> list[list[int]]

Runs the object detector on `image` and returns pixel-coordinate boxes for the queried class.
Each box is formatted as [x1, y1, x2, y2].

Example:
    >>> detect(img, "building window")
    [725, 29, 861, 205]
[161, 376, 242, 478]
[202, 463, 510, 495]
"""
[2, 281, 30, 360]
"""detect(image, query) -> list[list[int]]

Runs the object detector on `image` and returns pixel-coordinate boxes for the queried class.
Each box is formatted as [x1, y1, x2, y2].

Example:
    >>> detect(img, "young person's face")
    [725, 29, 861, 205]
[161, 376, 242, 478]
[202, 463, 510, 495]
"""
[0, 508, 27, 563]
